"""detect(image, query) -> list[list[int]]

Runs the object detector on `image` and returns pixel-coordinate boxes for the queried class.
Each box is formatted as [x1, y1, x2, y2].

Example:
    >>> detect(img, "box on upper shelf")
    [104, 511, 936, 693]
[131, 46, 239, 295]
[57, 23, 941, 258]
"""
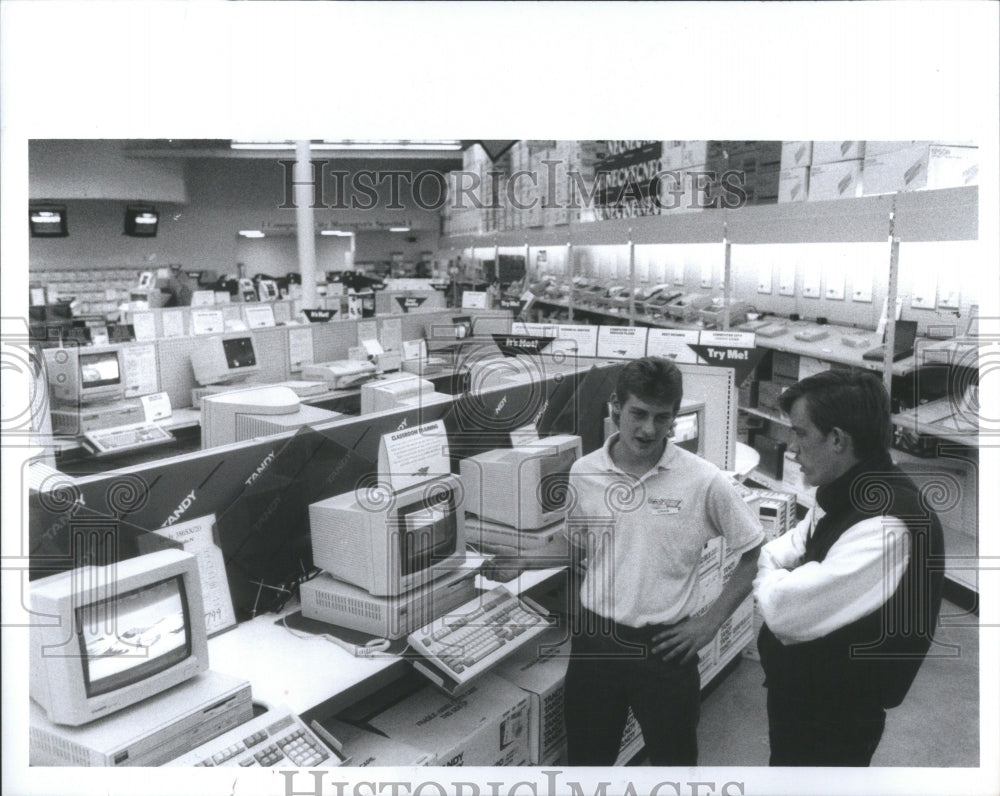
[780, 141, 813, 170]
[808, 159, 864, 200]
[862, 144, 978, 195]
[811, 141, 866, 165]
[778, 167, 810, 203]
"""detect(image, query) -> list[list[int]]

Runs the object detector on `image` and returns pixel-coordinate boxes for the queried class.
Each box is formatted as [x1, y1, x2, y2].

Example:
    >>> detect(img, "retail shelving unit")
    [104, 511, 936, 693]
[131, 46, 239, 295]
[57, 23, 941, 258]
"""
[439, 185, 981, 603]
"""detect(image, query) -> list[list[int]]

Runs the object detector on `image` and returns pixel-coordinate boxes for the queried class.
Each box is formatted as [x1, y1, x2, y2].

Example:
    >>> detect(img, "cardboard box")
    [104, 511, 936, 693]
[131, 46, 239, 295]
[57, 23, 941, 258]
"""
[778, 167, 810, 203]
[865, 140, 930, 158]
[660, 140, 686, 170]
[493, 630, 570, 765]
[717, 594, 755, 666]
[363, 674, 532, 766]
[808, 159, 864, 200]
[698, 636, 720, 687]
[780, 141, 813, 170]
[742, 602, 766, 661]
[752, 489, 797, 540]
[811, 140, 866, 165]
[322, 718, 437, 767]
[862, 144, 978, 195]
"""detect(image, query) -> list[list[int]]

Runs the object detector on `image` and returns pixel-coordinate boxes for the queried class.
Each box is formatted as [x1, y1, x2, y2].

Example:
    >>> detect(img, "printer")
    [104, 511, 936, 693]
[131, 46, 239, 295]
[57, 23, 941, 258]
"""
[300, 359, 377, 389]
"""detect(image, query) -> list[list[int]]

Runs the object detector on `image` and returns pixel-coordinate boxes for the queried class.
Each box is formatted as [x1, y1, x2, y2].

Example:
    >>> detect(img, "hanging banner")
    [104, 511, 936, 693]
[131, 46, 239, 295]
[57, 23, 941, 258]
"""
[491, 333, 558, 358]
[690, 330, 767, 384]
[395, 295, 428, 313]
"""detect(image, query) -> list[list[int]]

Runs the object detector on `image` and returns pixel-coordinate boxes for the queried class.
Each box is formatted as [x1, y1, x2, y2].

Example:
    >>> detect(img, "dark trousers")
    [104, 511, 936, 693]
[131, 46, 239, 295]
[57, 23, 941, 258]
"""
[766, 687, 887, 766]
[563, 609, 701, 766]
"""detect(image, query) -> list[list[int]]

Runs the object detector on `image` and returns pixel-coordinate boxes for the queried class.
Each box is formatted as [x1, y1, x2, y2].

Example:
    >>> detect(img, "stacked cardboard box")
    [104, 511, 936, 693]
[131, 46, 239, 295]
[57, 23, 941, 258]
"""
[336, 674, 532, 767]
[862, 142, 978, 195]
[808, 141, 865, 200]
[493, 629, 570, 765]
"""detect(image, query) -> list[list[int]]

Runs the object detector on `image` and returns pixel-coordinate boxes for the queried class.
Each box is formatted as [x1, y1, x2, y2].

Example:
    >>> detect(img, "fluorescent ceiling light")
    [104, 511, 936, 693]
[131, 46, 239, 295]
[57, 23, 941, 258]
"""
[389, 227, 411, 232]
[321, 230, 353, 236]
[231, 139, 461, 151]
[239, 230, 265, 238]
[320, 140, 461, 151]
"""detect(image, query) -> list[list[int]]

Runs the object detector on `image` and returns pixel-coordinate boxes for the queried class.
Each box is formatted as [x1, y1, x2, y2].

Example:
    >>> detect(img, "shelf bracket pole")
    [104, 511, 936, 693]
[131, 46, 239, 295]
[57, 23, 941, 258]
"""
[884, 199, 901, 396]
[723, 221, 732, 330]
[567, 237, 574, 323]
[628, 229, 636, 327]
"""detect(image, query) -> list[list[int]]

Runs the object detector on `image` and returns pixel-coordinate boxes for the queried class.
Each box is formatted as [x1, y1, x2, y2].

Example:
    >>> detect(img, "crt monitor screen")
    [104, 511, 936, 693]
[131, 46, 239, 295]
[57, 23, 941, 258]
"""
[397, 489, 459, 577]
[222, 336, 257, 370]
[537, 445, 578, 514]
[79, 351, 122, 389]
[674, 411, 700, 454]
[77, 575, 191, 697]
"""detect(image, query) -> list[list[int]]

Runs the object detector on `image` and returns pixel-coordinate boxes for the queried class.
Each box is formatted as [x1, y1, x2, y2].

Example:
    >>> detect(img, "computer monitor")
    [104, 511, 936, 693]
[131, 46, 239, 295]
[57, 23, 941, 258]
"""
[460, 434, 582, 530]
[200, 385, 341, 448]
[29, 548, 209, 727]
[190, 333, 261, 386]
[673, 407, 703, 456]
[309, 474, 467, 597]
[44, 345, 126, 406]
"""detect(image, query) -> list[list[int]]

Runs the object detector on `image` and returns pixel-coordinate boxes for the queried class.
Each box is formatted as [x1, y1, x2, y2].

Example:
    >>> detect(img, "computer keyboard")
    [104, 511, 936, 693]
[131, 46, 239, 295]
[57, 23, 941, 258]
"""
[82, 422, 174, 456]
[166, 704, 343, 767]
[408, 585, 554, 694]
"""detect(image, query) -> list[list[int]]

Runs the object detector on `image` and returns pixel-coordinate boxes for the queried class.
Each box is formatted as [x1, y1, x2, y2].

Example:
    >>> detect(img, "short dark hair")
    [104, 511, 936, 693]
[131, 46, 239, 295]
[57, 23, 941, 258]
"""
[778, 369, 892, 459]
[614, 356, 684, 412]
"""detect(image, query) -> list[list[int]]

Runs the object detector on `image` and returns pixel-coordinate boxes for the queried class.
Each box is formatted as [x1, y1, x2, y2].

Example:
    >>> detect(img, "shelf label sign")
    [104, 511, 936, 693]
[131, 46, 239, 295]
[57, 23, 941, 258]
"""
[596, 326, 649, 359]
[646, 328, 701, 363]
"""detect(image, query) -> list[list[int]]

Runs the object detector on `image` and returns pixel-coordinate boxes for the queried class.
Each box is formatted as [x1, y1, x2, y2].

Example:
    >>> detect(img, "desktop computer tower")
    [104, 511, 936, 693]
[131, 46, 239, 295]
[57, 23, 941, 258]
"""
[28, 670, 252, 766]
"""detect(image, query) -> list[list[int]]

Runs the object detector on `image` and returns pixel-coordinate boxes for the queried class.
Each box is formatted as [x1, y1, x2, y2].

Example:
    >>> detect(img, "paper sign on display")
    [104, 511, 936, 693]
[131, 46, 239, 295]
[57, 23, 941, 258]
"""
[461, 291, 488, 309]
[380, 317, 402, 352]
[138, 514, 236, 638]
[191, 309, 225, 335]
[131, 312, 157, 341]
[556, 325, 599, 357]
[403, 339, 427, 361]
[646, 328, 702, 363]
[122, 343, 159, 397]
[161, 309, 185, 338]
[140, 391, 172, 422]
[191, 290, 216, 307]
[357, 320, 378, 345]
[596, 326, 648, 359]
[361, 338, 384, 357]
[377, 420, 450, 493]
[288, 326, 314, 370]
[244, 304, 276, 329]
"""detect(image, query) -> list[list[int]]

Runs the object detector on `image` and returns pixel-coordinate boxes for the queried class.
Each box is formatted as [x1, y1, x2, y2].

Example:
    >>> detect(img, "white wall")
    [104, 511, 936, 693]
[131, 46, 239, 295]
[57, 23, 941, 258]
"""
[28, 142, 443, 276]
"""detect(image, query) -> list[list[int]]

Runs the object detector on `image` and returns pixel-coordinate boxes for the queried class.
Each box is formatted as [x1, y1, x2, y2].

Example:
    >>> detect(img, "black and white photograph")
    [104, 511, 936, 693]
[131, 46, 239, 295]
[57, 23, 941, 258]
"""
[2, 3, 997, 796]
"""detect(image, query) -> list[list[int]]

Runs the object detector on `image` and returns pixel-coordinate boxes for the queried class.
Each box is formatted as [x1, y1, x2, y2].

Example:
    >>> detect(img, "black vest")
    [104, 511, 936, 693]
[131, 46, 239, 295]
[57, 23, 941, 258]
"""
[758, 452, 945, 709]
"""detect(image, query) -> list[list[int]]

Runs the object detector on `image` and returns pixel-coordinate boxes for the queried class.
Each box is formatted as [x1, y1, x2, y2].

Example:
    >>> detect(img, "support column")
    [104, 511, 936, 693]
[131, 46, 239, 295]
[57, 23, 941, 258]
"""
[295, 140, 318, 310]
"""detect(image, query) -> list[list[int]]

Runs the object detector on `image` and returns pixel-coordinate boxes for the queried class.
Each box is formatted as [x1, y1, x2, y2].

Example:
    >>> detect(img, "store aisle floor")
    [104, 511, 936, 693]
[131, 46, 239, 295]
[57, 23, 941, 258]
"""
[696, 599, 980, 767]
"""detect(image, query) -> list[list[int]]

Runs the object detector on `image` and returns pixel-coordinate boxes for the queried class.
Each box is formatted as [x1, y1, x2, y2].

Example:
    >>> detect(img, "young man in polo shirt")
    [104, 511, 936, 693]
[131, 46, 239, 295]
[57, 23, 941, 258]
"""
[562, 356, 764, 765]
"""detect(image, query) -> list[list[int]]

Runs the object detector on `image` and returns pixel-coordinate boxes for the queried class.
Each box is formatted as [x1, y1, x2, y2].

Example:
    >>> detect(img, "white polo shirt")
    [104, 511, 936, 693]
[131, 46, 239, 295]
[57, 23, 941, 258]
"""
[566, 433, 764, 627]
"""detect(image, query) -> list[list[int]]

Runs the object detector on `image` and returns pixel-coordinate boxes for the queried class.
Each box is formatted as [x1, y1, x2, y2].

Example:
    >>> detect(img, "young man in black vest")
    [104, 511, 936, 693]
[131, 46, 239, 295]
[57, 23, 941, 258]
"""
[753, 369, 944, 766]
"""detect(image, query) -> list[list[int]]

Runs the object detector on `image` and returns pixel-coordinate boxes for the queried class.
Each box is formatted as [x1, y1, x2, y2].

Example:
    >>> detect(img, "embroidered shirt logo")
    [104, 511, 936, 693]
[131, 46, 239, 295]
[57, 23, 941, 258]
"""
[648, 496, 682, 515]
